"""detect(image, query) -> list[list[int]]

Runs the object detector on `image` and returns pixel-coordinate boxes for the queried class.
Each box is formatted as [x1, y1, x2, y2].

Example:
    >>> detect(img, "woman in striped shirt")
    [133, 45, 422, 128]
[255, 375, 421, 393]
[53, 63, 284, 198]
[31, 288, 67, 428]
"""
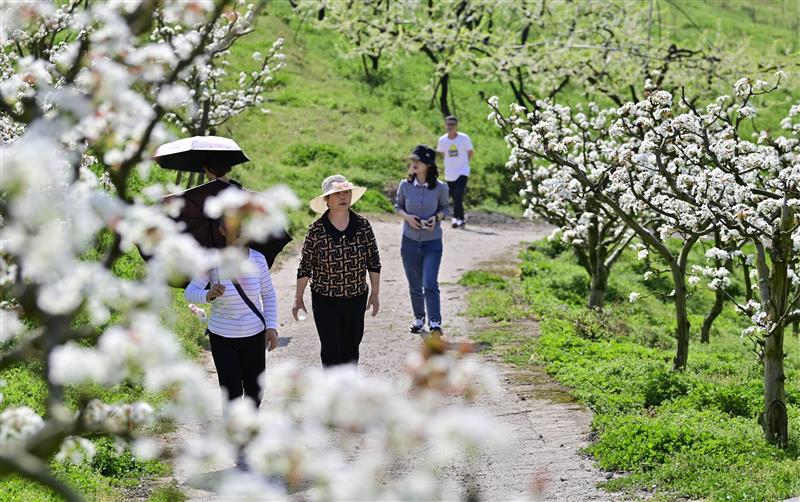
[185, 228, 279, 406]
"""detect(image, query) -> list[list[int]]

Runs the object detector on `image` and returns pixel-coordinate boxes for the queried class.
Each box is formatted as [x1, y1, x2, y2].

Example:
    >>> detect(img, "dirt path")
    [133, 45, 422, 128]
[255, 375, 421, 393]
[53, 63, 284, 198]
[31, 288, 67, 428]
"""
[164, 214, 611, 501]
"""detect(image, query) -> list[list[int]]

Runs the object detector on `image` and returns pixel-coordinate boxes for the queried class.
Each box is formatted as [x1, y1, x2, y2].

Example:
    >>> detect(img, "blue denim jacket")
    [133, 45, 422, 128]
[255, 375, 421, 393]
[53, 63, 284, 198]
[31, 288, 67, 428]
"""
[395, 178, 450, 242]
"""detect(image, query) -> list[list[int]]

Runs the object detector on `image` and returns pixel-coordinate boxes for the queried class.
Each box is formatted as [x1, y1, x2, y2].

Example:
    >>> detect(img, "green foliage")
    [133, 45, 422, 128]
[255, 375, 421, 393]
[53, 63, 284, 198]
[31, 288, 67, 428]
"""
[459, 270, 508, 289]
[0, 439, 168, 502]
[147, 483, 186, 502]
[285, 143, 346, 166]
[462, 240, 800, 499]
[0, 464, 114, 502]
[90, 438, 167, 480]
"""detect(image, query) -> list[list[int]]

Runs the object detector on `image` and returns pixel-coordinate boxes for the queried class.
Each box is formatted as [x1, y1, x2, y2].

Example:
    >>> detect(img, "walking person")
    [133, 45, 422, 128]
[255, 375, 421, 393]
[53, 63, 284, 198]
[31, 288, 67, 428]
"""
[184, 222, 279, 407]
[292, 175, 381, 367]
[436, 115, 474, 228]
[396, 145, 449, 337]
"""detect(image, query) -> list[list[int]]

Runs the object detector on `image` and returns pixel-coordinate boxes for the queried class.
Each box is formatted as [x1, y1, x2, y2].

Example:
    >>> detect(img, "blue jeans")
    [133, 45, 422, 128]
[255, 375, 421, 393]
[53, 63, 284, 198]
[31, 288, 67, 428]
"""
[400, 236, 443, 324]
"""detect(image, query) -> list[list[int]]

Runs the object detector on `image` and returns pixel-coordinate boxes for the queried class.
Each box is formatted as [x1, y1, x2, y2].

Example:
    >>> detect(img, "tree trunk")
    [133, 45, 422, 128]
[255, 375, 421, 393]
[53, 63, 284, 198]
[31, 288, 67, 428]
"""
[672, 271, 691, 370]
[700, 229, 726, 343]
[361, 54, 371, 82]
[588, 267, 608, 309]
[741, 256, 753, 302]
[438, 72, 451, 117]
[759, 204, 791, 448]
[671, 236, 698, 370]
[700, 288, 724, 343]
[586, 213, 607, 309]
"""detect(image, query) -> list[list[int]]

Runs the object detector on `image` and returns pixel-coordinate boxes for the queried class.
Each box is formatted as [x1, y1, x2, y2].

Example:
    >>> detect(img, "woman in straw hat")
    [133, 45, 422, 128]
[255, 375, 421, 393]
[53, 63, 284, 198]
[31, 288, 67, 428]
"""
[293, 175, 381, 367]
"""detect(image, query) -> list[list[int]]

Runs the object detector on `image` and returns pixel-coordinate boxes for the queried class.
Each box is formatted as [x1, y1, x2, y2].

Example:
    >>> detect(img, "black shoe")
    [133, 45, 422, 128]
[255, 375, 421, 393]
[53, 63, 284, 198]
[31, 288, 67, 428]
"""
[409, 318, 425, 333]
[235, 451, 249, 471]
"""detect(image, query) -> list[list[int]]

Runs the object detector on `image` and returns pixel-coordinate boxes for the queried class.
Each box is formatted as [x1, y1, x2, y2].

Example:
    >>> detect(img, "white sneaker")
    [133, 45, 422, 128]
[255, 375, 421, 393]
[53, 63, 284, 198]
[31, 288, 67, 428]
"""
[409, 318, 425, 333]
[451, 218, 459, 228]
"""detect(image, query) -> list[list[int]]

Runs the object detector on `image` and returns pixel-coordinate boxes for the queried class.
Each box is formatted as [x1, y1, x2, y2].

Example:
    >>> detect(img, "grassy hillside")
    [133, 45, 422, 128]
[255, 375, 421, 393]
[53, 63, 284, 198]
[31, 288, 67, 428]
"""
[214, 0, 799, 232]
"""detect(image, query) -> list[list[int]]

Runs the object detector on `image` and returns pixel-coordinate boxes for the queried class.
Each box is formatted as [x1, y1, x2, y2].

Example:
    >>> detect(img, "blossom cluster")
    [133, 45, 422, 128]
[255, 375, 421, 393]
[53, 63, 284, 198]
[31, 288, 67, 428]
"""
[178, 352, 507, 501]
[490, 72, 798, 343]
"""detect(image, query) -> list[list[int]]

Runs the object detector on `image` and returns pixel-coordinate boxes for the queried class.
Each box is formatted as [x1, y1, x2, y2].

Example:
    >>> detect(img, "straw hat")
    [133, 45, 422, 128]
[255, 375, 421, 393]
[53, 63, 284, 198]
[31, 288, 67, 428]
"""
[309, 175, 367, 214]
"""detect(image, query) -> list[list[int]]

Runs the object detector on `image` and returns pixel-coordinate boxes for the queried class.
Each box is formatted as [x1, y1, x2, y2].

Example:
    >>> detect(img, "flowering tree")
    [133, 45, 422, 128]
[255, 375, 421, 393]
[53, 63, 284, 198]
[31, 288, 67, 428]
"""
[611, 76, 798, 447]
[295, 0, 406, 84]
[297, 1, 730, 119]
[294, 0, 494, 116]
[490, 93, 718, 372]
[495, 98, 633, 309]
[153, 1, 285, 187]
[492, 76, 798, 446]
[156, 2, 285, 138]
[0, 2, 509, 499]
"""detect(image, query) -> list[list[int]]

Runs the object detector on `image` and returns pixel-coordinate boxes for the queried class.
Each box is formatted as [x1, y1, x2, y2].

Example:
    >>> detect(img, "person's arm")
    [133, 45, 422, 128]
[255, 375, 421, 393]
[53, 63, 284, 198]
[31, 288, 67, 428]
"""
[258, 255, 279, 351]
[367, 271, 380, 317]
[364, 221, 381, 316]
[395, 181, 422, 229]
[425, 183, 450, 229]
[293, 229, 315, 320]
[466, 135, 474, 161]
[185, 274, 221, 304]
[293, 277, 309, 321]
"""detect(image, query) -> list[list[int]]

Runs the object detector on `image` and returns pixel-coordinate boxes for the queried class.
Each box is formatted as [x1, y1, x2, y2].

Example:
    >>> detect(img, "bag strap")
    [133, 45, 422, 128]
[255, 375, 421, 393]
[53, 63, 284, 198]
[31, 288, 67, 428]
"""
[231, 279, 267, 331]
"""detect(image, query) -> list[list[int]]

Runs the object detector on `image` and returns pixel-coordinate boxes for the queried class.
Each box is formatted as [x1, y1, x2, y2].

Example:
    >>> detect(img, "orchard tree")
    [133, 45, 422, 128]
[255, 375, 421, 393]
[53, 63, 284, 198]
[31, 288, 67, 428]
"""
[153, 1, 285, 187]
[296, 0, 407, 84]
[0, 2, 509, 499]
[497, 99, 633, 309]
[490, 93, 718, 372]
[493, 75, 799, 446]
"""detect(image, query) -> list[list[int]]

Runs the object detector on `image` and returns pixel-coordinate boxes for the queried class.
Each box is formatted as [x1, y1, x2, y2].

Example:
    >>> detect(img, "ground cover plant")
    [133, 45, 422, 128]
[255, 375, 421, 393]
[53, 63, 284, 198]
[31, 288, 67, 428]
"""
[464, 238, 800, 500]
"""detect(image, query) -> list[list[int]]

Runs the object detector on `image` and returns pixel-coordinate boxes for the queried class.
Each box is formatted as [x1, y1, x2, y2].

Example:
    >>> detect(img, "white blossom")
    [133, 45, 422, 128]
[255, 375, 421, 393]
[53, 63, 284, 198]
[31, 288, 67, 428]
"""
[56, 437, 97, 465]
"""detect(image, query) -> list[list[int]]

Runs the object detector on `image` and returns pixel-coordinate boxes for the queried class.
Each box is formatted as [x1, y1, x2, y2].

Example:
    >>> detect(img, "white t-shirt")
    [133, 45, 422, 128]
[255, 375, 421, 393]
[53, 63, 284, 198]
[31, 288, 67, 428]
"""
[437, 132, 473, 182]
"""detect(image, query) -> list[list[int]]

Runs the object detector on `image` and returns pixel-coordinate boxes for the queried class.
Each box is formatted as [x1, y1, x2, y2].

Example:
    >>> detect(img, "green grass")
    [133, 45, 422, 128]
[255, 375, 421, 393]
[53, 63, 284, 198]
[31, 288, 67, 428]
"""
[0, 438, 168, 502]
[462, 238, 800, 501]
[147, 483, 186, 502]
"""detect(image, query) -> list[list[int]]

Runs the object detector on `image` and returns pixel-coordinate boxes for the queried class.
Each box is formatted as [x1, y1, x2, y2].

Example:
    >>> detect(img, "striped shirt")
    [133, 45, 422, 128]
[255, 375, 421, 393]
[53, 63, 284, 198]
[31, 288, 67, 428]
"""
[185, 249, 278, 338]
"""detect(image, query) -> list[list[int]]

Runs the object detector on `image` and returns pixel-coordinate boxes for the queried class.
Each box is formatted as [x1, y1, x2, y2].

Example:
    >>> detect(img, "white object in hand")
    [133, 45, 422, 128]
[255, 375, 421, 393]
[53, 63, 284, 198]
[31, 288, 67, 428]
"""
[188, 304, 208, 322]
[297, 308, 307, 321]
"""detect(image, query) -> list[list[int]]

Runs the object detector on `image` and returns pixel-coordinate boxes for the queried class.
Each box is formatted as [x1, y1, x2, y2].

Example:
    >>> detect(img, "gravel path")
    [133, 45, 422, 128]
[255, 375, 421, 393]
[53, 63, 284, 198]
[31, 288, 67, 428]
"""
[163, 213, 612, 501]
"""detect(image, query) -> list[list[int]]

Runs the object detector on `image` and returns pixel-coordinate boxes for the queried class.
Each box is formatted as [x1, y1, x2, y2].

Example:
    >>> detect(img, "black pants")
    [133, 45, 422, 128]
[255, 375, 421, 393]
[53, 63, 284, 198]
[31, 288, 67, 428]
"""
[447, 175, 468, 221]
[312, 291, 368, 367]
[208, 330, 265, 405]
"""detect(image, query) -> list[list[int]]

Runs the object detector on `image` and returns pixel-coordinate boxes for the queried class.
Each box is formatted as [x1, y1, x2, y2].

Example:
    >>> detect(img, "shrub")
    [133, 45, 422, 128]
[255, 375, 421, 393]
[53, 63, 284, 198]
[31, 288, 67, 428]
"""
[285, 143, 345, 166]
[90, 438, 166, 479]
[459, 270, 508, 289]
[642, 368, 693, 408]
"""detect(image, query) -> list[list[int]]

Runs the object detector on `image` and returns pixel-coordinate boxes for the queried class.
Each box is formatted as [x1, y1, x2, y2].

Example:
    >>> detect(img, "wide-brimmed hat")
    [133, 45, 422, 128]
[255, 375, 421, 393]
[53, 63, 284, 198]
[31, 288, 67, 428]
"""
[309, 175, 367, 214]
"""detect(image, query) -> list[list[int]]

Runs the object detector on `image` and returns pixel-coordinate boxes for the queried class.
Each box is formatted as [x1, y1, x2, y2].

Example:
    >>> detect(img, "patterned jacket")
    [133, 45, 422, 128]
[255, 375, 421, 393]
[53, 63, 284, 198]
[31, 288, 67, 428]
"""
[297, 211, 381, 297]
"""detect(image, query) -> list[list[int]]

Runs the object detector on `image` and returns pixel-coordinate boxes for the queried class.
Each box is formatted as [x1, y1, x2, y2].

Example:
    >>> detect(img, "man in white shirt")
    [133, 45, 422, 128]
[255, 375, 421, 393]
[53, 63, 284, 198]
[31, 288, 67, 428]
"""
[436, 115, 474, 228]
